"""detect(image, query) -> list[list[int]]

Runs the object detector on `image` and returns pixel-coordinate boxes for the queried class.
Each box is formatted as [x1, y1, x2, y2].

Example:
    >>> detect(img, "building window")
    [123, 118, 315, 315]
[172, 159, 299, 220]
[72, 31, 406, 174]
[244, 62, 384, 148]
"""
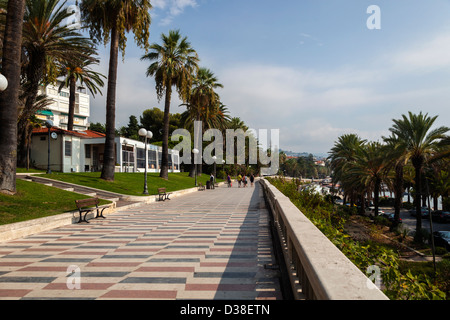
[59, 91, 70, 98]
[65, 141, 72, 157]
[149, 150, 157, 169]
[137, 148, 145, 169]
[173, 154, 179, 171]
[85, 145, 91, 158]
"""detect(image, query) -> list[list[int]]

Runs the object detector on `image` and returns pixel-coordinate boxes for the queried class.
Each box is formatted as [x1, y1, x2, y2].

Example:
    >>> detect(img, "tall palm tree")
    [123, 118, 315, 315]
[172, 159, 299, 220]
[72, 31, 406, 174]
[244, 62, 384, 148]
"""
[0, 0, 26, 194]
[348, 141, 388, 217]
[58, 53, 105, 131]
[18, 0, 93, 167]
[327, 133, 366, 206]
[388, 112, 449, 241]
[182, 67, 225, 177]
[383, 134, 409, 228]
[80, 0, 151, 181]
[141, 29, 199, 180]
[185, 68, 223, 124]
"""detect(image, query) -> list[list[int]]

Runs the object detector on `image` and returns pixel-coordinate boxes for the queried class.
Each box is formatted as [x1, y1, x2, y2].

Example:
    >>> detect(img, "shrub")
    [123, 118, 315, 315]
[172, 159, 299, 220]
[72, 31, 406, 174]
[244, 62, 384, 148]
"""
[267, 177, 446, 300]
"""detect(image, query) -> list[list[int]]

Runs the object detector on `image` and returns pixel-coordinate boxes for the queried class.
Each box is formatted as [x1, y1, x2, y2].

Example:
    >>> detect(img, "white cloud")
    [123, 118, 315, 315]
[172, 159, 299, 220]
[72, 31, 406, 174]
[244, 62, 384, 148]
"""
[153, 0, 198, 25]
[88, 29, 450, 155]
[388, 33, 450, 73]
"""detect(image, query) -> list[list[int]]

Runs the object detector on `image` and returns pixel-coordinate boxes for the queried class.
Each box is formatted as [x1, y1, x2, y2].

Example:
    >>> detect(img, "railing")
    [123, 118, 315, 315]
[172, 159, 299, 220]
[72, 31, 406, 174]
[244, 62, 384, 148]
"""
[260, 178, 389, 300]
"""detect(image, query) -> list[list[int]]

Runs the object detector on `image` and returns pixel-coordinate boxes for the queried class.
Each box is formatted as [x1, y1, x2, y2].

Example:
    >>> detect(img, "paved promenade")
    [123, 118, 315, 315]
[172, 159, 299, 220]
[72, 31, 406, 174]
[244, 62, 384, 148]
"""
[0, 182, 283, 300]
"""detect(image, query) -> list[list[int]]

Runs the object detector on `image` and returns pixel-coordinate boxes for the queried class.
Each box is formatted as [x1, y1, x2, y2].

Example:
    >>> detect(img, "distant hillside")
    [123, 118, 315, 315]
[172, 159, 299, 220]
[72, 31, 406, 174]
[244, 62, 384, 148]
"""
[280, 149, 327, 159]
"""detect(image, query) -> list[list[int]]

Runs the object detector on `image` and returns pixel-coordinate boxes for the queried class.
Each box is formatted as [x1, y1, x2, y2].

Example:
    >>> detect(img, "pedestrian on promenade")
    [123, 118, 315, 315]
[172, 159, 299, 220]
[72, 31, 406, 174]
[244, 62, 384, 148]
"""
[243, 175, 248, 187]
[210, 173, 215, 189]
[227, 174, 232, 187]
[237, 174, 242, 188]
[250, 174, 255, 187]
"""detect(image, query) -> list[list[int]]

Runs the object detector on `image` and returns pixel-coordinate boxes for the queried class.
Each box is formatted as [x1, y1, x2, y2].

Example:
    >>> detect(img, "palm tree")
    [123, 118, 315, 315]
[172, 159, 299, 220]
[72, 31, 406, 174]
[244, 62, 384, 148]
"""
[383, 134, 409, 228]
[18, 0, 93, 167]
[181, 67, 226, 177]
[348, 141, 388, 217]
[0, 0, 26, 194]
[388, 112, 449, 241]
[141, 29, 199, 180]
[58, 53, 105, 131]
[80, 0, 151, 181]
[228, 117, 248, 131]
[185, 68, 223, 124]
[328, 134, 366, 206]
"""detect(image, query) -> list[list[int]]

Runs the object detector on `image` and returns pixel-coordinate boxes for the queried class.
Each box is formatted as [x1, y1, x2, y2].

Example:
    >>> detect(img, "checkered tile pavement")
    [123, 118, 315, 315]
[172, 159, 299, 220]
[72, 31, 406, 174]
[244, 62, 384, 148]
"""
[0, 182, 283, 300]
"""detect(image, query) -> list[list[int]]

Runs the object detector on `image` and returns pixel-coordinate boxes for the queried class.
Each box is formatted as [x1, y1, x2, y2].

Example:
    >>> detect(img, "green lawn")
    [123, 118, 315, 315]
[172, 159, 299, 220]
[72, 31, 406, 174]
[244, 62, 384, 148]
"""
[39, 172, 215, 196]
[0, 179, 110, 225]
[0, 172, 219, 226]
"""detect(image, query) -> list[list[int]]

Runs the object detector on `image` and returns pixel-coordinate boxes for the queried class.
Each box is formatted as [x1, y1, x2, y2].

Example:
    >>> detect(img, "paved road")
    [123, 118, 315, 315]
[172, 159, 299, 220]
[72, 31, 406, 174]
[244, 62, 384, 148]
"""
[381, 208, 450, 233]
[0, 182, 282, 300]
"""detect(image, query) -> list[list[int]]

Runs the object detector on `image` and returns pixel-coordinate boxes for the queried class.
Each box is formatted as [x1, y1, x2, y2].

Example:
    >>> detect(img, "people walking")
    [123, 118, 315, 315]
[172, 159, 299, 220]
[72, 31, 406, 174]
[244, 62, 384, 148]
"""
[210, 173, 215, 189]
[227, 174, 232, 188]
[237, 174, 242, 188]
[250, 174, 255, 187]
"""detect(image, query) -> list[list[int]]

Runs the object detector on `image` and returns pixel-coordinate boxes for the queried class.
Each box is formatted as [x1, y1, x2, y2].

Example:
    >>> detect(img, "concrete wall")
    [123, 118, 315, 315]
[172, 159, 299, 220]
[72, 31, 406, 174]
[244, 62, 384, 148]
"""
[260, 178, 389, 300]
[31, 134, 63, 172]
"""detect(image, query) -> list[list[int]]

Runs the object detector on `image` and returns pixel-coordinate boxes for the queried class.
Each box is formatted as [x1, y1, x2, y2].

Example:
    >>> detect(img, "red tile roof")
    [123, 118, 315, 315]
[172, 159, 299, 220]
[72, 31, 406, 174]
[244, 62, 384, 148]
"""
[32, 127, 106, 138]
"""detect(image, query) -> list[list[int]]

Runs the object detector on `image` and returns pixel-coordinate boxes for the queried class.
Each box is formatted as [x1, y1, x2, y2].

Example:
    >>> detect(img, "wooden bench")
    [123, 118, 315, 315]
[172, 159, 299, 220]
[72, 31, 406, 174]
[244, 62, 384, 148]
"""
[75, 197, 108, 223]
[198, 183, 205, 191]
[157, 188, 171, 201]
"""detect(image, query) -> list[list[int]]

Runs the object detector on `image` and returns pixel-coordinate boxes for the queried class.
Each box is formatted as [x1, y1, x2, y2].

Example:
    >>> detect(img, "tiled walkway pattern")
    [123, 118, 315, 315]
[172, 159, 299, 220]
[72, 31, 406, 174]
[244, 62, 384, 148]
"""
[0, 182, 282, 300]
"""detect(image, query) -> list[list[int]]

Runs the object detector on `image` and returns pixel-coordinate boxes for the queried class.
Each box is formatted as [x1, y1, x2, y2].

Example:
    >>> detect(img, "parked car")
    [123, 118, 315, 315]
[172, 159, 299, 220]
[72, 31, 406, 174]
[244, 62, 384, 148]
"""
[431, 210, 450, 223]
[433, 231, 450, 251]
[380, 212, 402, 223]
[409, 207, 430, 218]
[366, 207, 385, 216]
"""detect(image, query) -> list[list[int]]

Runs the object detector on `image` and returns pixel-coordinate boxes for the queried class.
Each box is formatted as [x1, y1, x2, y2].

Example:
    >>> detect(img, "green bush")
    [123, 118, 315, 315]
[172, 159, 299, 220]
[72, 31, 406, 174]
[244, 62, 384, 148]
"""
[267, 177, 446, 300]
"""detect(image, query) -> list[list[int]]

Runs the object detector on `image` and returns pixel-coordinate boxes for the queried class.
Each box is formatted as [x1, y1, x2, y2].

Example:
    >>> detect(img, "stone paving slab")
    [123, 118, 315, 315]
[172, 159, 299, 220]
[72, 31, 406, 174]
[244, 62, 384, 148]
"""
[0, 182, 283, 300]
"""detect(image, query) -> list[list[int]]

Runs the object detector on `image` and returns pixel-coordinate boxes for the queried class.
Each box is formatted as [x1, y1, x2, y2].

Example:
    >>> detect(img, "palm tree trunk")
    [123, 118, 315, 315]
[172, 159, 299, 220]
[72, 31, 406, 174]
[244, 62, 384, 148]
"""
[188, 151, 195, 177]
[0, 0, 26, 194]
[414, 163, 423, 241]
[17, 53, 45, 168]
[101, 23, 119, 181]
[160, 83, 172, 180]
[67, 77, 76, 131]
[393, 163, 404, 229]
[374, 178, 380, 216]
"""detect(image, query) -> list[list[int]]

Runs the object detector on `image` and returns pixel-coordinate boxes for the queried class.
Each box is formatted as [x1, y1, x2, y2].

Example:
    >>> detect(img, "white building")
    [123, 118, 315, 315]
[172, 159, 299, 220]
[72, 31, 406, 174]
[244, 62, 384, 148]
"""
[31, 81, 181, 174]
[35, 81, 90, 131]
[31, 127, 180, 174]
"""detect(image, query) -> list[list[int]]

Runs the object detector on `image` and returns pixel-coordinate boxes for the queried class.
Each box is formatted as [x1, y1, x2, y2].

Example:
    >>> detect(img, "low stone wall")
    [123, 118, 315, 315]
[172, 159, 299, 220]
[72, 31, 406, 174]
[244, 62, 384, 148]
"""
[260, 178, 388, 300]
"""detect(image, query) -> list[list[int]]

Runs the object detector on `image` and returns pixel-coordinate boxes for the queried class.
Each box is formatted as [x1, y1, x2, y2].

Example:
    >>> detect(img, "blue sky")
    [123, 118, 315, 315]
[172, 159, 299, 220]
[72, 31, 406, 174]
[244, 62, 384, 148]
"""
[75, 0, 450, 155]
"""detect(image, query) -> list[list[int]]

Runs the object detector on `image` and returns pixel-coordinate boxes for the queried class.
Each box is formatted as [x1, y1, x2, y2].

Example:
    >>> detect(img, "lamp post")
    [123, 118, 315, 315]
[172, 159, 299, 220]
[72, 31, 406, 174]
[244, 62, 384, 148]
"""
[123, 140, 128, 172]
[45, 120, 53, 174]
[0, 73, 8, 91]
[192, 148, 199, 186]
[139, 128, 153, 195]
[212, 156, 217, 186]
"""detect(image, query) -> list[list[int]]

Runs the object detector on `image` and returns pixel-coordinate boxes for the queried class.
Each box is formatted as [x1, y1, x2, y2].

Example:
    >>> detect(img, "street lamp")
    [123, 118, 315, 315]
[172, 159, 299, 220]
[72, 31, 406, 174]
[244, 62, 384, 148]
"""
[45, 120, 53, 174]
[192, 148, 199, 186]
[123, 140, 128, 172]
[212, 156, 217, 186]
[139, 128, 153, 195]
[0, 73, 8, 91]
